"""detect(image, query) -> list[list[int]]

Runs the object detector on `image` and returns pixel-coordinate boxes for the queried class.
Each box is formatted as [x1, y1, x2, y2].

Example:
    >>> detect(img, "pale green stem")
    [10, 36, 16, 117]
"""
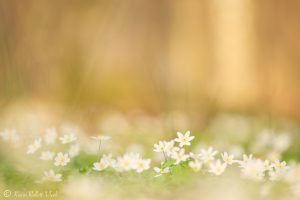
[163, 151, 167, 162]
[98, 139, 102, 160]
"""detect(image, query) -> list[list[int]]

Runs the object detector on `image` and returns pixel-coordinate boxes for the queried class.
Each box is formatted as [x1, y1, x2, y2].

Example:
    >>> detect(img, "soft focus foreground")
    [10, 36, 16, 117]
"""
[1, 1, 300, 200]
[0, 109, 300, 200]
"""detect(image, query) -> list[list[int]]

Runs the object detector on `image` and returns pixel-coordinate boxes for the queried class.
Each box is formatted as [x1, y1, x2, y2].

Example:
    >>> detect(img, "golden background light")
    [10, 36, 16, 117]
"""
[0, 0, 299, 119]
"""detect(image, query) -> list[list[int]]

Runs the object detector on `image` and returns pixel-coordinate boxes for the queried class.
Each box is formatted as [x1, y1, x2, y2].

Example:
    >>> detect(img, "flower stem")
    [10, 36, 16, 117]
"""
[163, 151, 167, 162]
[98, 139, 102, 160]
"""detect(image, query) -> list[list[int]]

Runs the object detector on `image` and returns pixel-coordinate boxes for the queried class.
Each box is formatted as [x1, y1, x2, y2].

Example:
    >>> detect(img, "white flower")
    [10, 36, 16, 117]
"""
[116, 153, 140, 171]
[199, 147, 218, 163]
[240, 159, 266, 181]
[153, 141, 168, 153]
[54, 153, 70, 166]
[263, 160, 273, 171]
[134, 159, 151, 173]
[90, 135, 111, 141]
[90, 154, 117, 172]
[42, 170, 62, 182]
[208, 160, 227, 176]
[165, 140, 180, 157]
[272, 160, 289, 174]
[27, 138, 42, 154]
[44, 128, 57, 145]
[40, 151, 55, 161]
[59, 134, 77, 144]
[221, 152, 235, 165]
[69, 144, 80, 158]
[101, 154, 116, 168]
[189, 160, 202, 172]
[93, 160, 109, 171]
[154, 167, 170, 177]
[238, 154, 253, 167]
[171, 149, 189, 164]
[174, 131, 194, 147]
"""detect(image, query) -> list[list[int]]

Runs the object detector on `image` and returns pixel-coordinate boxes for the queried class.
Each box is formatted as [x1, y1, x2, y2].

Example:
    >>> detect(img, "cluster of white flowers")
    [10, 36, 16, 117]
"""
[5, 127, 290, 186]
[93, 153, 151, 173]
[91, 135, 151, 173]
[25, 128, 80, 182]
[153, 131, 198, 176]
[153, 131, 290, 181]
[235, 155, 288, 181]
[153, 131, 193, 161]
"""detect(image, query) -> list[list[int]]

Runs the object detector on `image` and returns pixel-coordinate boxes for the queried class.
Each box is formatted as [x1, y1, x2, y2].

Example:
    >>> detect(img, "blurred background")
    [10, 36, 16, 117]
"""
[1, 2, 300, 199]
[0, 0, 300, 123]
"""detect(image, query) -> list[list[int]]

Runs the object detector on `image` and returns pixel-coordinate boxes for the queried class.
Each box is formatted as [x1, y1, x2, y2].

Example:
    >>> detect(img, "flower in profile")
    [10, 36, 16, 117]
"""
[154, 167, 170, 177]
[90, 135, 111, 160]
[54, 153, 70, 166]
[59, 134, 77, 144]
[208, 160, 227, 176]
[189, 160, 203, 172]
[27, 138, 42, 154]
[221, 152, 235, 165]
[40, 151, 55, 161]
[134, 159, 151, 173]
[171, 149, 189, 164]
[199, 147, 218, 163]
[90, 135, 111, 141]
[174, 131, 195, 147]
[42, 170, 62, 182]
[69, 144, 80, 158]
[44, 128, 57, 145]
[93, 160, 109, 171]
